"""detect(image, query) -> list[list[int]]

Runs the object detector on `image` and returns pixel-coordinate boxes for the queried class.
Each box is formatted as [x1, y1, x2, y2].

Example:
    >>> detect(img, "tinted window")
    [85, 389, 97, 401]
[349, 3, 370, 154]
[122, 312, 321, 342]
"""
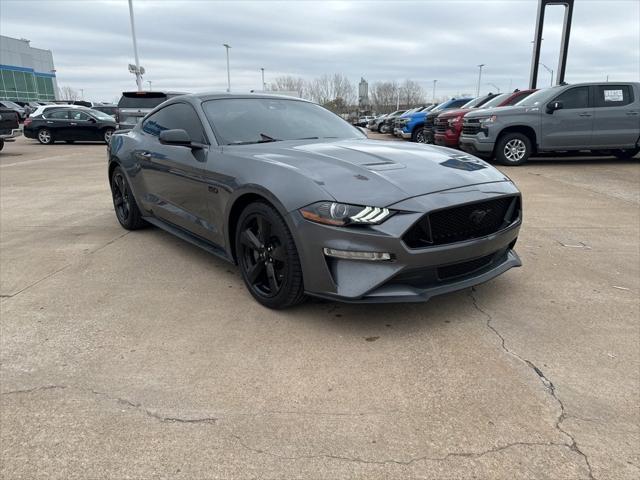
[142, 103, 206, 143]
[480, 93, 510, 109]
[595, 85, 633, 107]
[202, 98, 363, 145]
[70, 111, 91, 120]
[555, 87, 589, 109]
[118, 92, 169, 109]
[449, 98, 472, 108]
[47, 110, 69, 119]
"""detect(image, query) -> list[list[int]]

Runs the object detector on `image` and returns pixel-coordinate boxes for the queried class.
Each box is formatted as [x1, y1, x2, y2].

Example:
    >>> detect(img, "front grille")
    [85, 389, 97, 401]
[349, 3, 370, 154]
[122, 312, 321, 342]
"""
[435, 118, 448, 133]
[403, 196, 520, 249]
[462, 119, 481, 136]
[424, 115, 436, 129]
[437, 253, 496, 281]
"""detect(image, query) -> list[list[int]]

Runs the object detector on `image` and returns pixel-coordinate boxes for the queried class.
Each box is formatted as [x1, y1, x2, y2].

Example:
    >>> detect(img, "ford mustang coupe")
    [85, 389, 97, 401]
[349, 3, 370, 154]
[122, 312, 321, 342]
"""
[108, 93, 522, 308]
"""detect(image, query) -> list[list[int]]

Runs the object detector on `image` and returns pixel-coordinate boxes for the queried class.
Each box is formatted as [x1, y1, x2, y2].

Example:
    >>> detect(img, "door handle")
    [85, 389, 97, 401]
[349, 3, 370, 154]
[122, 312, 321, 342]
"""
[70, 122, 77, 125]
[46, 121, 53, 124]
[135, 151, 152, 161]
[578, 113, 592, 117]
[626, 111, 639, 116]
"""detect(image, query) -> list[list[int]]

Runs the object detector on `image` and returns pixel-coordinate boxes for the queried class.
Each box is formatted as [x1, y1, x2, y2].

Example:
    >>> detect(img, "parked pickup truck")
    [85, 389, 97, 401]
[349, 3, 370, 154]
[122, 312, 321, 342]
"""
[396, 105, 435, 141]
[434, 89, 537, 148]
[421, 97, 474, 143]
[459, 82, 640, 165]
[0, 108, 22, 151]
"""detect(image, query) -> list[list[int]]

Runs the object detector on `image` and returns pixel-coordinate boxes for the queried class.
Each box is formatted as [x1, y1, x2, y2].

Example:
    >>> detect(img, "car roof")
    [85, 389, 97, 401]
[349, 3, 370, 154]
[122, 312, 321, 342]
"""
[177, 92, 312, 103]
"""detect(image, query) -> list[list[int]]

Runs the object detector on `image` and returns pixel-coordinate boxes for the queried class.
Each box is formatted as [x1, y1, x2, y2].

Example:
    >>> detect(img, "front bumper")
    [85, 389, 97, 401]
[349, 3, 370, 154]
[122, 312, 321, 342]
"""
[290, 182, 522, 303]
[459, 134, 495, 157]
[401, 130, 412, 139]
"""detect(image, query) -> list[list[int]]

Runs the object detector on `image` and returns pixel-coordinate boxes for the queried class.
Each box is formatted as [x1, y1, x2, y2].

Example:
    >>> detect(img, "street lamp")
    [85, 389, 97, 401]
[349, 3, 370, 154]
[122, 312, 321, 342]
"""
[147, 80, 152, 91]
[539, 62, 554, 87]
[223, 44, 231, 92]
[476, 64, 485, 97]
[260, 67, 265, 91]
[486, 82, 500, 93]
[127, 0, 143, 91]
[432, 79, 437, 103]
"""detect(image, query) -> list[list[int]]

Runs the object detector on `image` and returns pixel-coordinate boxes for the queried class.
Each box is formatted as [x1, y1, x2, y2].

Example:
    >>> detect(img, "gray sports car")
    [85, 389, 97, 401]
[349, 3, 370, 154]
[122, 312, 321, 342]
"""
[108, 93, 522, 309]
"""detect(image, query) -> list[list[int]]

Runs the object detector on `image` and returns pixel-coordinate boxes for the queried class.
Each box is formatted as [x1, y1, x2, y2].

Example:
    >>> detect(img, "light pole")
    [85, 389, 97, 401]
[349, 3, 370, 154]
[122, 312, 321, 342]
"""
[223, 44, 231, 92]
[432, 79, 437, 103]
[147, 80, 152, 91]
[476, 64, 485, 97]
[79, 88, 84, 100]
[260, 67, 265, 91]
[486, 82, 500, 93]
[539, 62, 553, 86]
[396, 89, 400, 110]
[128, 0, 143, 91]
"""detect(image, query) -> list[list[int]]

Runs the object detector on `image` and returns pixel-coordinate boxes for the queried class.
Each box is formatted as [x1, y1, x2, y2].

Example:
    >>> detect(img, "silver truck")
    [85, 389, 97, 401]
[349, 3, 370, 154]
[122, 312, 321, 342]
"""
[459, 82, 640, 165]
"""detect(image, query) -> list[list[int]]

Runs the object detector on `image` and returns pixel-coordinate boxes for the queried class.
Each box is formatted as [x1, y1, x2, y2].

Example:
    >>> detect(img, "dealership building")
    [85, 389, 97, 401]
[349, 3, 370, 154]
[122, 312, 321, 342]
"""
[0, 35, 58, 102]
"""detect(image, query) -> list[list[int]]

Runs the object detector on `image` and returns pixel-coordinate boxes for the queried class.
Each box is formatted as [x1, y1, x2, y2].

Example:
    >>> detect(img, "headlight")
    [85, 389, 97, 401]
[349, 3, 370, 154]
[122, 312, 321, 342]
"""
[300, 202, 393, 226]
[479, 115, 497, 125]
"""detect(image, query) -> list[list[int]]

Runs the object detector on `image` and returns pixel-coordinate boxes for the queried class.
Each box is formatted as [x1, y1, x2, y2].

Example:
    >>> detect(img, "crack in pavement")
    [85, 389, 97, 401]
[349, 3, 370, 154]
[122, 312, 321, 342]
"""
[2, 384, 217, 425]
[469, 287, 596, 480]
[230, 433, 582, 468]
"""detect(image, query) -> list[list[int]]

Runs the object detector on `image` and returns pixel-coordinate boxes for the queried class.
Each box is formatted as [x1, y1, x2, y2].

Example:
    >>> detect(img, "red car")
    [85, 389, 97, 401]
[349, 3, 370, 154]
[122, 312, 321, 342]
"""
[434, 89, 537, 148]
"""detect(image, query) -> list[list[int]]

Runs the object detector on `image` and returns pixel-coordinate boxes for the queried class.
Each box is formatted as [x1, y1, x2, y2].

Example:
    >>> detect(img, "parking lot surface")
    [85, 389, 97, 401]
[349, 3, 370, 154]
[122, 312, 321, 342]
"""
[1, 136, 638, 479]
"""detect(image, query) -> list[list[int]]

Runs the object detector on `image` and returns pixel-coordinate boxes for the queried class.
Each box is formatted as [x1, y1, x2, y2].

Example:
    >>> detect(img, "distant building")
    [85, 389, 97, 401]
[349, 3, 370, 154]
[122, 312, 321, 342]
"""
[0, 35, 58, 102]
[358, 77, 369, 110]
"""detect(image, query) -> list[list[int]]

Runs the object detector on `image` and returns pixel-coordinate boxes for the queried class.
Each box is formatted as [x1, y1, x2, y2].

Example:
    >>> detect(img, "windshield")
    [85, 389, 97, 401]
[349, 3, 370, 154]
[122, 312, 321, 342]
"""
[461, 96, 492, 109]
[515, 88, 553, 107]
[2, 100, 22, 109]
[480, 93, 510, 109]
[203, 98, 364, 145]
[88, 109, 115, 121]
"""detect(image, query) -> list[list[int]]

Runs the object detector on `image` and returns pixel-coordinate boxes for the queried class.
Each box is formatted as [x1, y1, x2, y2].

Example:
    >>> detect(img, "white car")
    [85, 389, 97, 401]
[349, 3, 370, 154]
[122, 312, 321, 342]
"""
[29, 104, 87, 118]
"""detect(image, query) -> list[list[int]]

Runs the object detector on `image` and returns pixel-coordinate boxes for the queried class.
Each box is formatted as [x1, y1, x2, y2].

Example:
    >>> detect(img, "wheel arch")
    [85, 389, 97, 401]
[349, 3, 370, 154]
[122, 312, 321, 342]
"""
[496, 125, 538, 154]
[225, 187, 297, 264]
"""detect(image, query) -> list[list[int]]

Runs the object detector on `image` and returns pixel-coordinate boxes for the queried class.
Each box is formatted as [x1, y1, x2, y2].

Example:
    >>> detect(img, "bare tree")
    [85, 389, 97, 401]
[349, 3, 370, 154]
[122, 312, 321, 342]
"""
[399, 79, 425, 107]
[59, 86, 79, 101]
[269, 76, 307, 98]
[370, 81, 399, 113]
[306, 74, 356, 108]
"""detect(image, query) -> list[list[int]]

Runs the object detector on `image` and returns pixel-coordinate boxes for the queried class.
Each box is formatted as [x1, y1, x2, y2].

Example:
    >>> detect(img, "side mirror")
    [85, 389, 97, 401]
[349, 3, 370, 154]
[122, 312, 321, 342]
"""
[88, 117, 96, 123]
[547, 101, 563, 113]
[159, 128, 193, 147]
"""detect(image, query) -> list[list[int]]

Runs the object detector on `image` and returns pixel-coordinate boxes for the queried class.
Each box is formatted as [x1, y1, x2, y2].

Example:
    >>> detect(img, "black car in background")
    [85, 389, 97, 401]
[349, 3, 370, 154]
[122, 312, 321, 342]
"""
[0, 107, 22, 151]
[117, 91, 187, 130]
[93, 104, 118, 118]
[23, 107, 117, 144]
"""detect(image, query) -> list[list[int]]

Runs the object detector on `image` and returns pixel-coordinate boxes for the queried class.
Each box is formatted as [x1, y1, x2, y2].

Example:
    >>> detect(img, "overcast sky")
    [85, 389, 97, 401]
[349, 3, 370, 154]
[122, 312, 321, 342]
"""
[2, 0, 639, 102]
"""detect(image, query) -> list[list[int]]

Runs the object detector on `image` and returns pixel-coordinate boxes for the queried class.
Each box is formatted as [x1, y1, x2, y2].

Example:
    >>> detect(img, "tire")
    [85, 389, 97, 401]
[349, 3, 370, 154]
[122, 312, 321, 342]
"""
[235, 202, 306, 309]
[0, 139, 4, 151]
[495, 132, 532, 166]
[110, 166, 146, 230]
[103, 128, 114, 144]
[411, 127, 425, 143]
[613, 148, 639, 160]
[37, 128, 53, 145]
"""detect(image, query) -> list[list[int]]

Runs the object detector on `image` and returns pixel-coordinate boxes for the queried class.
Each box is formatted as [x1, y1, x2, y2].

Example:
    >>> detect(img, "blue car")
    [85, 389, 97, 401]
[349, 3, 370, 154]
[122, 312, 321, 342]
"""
[397, 106, 436, 142]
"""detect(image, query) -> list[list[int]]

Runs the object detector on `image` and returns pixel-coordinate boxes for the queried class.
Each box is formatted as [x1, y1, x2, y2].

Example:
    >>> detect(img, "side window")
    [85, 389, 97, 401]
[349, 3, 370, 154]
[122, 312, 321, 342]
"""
[595, 85, 633, 108]
[46, 110, 69, 119]
[450, 99, 468, 108]
[71, 111, 91, 121]
[554, 87, 590, 109]
[142, 103, 206, 143]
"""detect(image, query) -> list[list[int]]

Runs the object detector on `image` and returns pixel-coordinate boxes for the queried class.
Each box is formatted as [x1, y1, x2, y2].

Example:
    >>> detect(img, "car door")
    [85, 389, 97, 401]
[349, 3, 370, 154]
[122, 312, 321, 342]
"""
[591, 84, 639, 148]
[137, 102, 215, 241]
[540, 86, 593, 150]
[43, 109, 73, 139]
[68, 110, 98, 141]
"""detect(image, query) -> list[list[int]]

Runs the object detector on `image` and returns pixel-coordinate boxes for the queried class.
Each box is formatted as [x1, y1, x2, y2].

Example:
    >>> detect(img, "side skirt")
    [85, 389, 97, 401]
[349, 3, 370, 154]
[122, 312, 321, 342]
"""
[143, 216, 234, 264]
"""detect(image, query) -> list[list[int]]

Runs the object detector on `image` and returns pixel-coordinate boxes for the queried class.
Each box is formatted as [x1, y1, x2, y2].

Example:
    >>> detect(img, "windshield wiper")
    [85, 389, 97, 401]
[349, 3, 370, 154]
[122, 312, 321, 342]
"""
[229, 133, 281, 145]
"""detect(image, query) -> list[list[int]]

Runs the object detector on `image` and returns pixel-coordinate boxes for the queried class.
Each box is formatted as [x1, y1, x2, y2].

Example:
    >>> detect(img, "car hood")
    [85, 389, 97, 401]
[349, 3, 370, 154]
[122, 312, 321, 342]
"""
[225, 139, 510, 207]
[438, 108, 474, 119]
[465, 105, 524, 118]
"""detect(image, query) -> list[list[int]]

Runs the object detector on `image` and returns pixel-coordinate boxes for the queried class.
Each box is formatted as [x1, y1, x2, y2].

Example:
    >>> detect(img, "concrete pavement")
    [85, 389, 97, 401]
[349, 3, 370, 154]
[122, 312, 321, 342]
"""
[1, 136, 638, 479]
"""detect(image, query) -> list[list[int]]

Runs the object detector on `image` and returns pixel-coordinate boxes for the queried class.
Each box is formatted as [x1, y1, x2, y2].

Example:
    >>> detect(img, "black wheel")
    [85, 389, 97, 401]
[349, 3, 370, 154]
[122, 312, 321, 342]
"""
[110, 166, 146, 230]
[422, 128, 434, 144]
[37, 128, 53, 144]
[411, 127, 425, 143]
[103, 128, 114, 144]
[235, 202, 306, 309]
[613, 148, 639, 160]
[495, 132, 532, 166]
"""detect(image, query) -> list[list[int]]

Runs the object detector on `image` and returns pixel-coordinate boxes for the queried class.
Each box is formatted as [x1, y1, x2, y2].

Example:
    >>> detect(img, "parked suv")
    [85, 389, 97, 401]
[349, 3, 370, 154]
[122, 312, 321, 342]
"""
[434, 90, 537, 148]
[117, 91, 187, 129]
[421, 97, 474, 143]
[459, 82, 640, 165]
[0, 107, 22, 150]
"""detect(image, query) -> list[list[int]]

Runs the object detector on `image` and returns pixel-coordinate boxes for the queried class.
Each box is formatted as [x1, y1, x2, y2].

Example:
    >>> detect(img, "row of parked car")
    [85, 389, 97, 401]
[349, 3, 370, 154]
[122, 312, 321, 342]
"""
[0, 91, 186, 147]
[366, 81, 640, 165]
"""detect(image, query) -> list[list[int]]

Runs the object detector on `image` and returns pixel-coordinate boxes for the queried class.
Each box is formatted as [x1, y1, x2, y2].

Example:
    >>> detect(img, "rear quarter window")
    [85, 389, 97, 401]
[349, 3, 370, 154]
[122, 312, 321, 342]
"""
[595, 85, 634, 107]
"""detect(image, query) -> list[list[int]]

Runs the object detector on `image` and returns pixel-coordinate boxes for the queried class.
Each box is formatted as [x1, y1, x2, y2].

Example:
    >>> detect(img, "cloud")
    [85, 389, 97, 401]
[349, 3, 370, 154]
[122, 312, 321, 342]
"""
[1, 0, 638, 102]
